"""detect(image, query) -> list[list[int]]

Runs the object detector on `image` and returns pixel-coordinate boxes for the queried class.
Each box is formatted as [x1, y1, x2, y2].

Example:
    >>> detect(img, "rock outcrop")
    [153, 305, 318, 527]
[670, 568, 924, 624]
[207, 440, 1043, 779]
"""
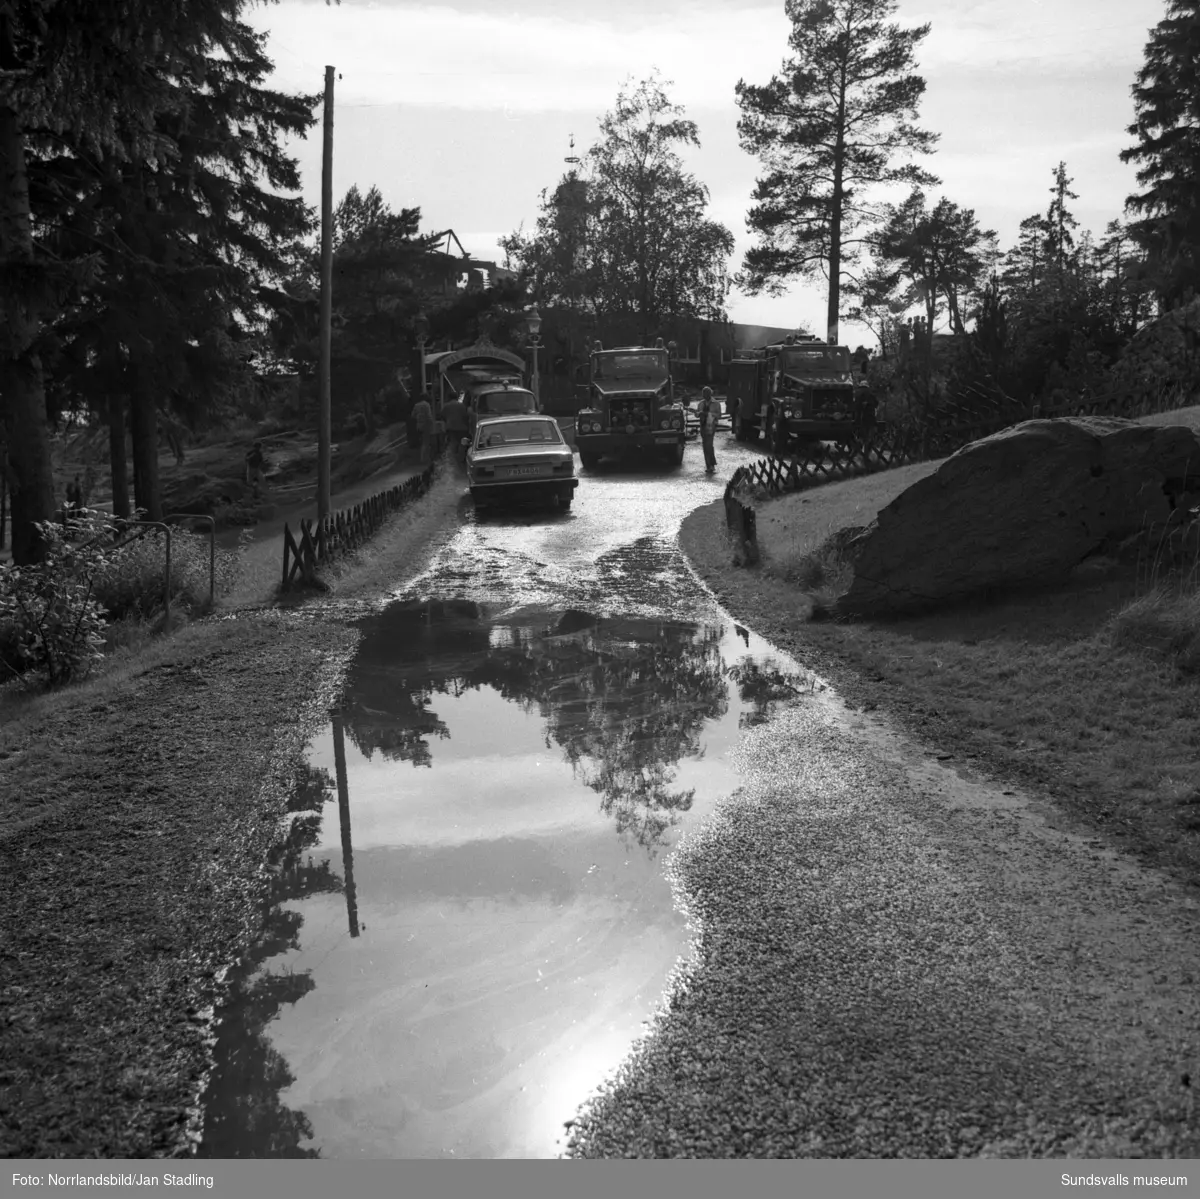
[837, 416, 1200, 616]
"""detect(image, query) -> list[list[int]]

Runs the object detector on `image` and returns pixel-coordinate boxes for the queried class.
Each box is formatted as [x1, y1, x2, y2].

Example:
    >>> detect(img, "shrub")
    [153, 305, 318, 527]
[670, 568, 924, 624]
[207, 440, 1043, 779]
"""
[92, 520, 249, 619]
[0, 513, 110, 686]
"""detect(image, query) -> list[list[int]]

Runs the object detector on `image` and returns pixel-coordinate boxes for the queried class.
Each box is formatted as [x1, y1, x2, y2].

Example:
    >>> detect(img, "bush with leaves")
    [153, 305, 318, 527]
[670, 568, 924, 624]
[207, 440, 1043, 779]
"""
[93, 519, 249, 620]
[0, 513, 112, 686]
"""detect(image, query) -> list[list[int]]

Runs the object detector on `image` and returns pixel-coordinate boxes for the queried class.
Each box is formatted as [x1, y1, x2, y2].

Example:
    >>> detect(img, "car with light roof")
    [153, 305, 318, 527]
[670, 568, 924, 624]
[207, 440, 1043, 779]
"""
[463, 380, 540, 439]
[465, 414, 578, 512]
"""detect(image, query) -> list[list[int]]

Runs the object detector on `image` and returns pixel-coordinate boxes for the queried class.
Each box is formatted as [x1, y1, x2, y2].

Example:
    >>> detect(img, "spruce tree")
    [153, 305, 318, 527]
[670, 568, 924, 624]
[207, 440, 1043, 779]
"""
[1120, 0, 1200, 304]
[33, 10, 318, 521]
[1, 1, 254, 561]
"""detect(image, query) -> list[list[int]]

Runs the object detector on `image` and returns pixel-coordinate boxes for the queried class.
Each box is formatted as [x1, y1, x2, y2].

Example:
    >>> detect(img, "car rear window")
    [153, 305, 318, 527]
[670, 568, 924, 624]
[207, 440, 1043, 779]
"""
[477, 420, 563, 447]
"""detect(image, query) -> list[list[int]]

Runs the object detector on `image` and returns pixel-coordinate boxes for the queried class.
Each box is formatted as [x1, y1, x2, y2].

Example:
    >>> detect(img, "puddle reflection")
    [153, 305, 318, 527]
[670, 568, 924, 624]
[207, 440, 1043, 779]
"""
[341, 600, 731, 855]
[201, 601, 813, 1159]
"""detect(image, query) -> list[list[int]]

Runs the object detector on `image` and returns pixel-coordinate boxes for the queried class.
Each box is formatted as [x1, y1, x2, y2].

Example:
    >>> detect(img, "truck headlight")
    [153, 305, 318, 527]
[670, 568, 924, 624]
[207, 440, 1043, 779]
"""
[659, 419, 670, 429]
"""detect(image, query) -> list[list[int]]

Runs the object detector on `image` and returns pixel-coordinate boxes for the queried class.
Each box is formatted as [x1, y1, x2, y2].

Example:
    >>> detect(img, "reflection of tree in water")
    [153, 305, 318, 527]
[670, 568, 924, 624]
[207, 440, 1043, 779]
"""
[341, 599, 486, 768]
[200, 761, 346, 1158]
[339, 601, 729, 853]
[725, 661, 815, 729]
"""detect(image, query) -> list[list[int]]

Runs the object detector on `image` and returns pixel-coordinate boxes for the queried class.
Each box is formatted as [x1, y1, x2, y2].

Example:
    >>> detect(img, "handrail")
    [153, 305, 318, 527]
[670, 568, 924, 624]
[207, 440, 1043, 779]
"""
[106, 520, 173, 627]
[163, 513, 215, 610]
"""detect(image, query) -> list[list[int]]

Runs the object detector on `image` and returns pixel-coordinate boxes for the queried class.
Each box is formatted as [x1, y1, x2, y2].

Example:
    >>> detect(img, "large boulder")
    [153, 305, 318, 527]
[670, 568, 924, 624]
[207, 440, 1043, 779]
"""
[1117, 296, 1200, 394]
[838, 415, 1200, 616]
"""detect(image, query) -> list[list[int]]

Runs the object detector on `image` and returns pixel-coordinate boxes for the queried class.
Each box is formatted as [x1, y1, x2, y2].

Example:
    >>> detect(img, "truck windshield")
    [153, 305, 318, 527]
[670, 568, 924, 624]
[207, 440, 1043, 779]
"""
[594, 352, 668, 379]
[779, 347, 850, 372]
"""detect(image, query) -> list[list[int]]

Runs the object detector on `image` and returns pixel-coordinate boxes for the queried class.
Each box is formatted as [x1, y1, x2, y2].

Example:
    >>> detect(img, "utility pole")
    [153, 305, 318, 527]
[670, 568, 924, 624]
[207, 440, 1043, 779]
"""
[318, 65, 335, 525]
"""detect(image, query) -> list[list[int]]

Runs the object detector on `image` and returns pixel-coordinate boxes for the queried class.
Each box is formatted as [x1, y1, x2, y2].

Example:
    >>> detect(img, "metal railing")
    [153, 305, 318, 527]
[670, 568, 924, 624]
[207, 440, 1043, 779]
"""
[163, 513, 216, 610]
[105, 520, 174, 627]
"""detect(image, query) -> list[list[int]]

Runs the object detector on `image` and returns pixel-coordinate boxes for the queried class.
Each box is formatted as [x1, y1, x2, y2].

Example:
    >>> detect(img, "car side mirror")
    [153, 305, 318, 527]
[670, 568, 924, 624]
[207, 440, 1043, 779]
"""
[460, 437, 469, 447]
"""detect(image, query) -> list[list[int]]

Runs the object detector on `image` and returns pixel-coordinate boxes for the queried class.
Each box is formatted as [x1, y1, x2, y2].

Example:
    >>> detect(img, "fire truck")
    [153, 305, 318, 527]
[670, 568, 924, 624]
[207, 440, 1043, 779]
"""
[573, 339, 688, 469]
[726, 335, 877, 455]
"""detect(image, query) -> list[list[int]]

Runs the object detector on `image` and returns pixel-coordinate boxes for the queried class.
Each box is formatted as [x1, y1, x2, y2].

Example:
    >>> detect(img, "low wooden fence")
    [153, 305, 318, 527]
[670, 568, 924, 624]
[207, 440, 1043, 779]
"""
[281, 460, 437, 591]
[723, 381, 1199, 555]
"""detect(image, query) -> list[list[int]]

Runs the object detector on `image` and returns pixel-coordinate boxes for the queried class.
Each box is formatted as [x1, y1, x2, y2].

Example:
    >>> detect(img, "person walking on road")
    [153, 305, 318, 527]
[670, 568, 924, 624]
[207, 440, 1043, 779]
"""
[698, 386, 722, 475]
[441, 394, 469, 463]
[411, 393, 435, 465]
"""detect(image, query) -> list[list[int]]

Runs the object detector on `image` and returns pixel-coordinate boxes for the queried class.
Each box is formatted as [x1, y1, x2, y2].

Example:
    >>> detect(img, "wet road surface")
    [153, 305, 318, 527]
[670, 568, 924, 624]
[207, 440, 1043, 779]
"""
[199, 432, 1200, 1159]
[200, 436, 795, 1158]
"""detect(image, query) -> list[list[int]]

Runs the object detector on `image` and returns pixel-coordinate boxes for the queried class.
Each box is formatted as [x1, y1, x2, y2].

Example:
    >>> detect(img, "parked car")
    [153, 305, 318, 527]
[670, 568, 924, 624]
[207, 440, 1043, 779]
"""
[465, 414, 578, 512]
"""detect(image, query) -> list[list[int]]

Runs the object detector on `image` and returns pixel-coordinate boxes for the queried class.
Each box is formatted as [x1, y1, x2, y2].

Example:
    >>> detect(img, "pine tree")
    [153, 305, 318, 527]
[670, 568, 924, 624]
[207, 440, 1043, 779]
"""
[735, 0, 939, 345]
[875, 190, 996, 334]
[1044, 161, 1080, 274]
[1120, 0, 1200, 304]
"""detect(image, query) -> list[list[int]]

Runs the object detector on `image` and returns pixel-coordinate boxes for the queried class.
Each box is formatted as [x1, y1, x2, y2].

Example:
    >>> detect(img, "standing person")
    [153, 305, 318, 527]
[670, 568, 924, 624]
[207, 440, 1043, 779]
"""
[440, 393, 469, 462]
[411, 392, 435, 465]
[245, 441, 266, 498]
[697, 386, 722, 475]
[63, 477, 80, 525]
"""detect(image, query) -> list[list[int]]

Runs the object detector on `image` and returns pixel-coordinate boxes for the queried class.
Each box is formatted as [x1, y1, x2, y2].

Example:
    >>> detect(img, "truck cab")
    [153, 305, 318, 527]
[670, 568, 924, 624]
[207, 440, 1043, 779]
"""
[728, 335, 876, 455]
[573, 339, 687, 469]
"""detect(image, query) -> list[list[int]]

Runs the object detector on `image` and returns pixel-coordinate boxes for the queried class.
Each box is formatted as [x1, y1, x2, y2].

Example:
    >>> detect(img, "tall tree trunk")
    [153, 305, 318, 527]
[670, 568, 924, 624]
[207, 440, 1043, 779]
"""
[107, 392, 130, 519]
[128, 367, 161, 520]
[0, 441, 8, 549]
[827, 89, 847, 346]
[0, 104, 56, 563]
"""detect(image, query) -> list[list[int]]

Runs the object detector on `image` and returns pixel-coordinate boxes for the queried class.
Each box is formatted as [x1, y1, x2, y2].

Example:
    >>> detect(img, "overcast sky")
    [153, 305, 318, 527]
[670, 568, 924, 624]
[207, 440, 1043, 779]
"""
[248, 0, 1167, 345]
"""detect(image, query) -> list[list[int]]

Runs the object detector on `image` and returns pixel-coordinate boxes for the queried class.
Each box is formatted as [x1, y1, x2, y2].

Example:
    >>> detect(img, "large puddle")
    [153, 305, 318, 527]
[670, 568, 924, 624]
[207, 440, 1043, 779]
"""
[199, 598, 812, 1158]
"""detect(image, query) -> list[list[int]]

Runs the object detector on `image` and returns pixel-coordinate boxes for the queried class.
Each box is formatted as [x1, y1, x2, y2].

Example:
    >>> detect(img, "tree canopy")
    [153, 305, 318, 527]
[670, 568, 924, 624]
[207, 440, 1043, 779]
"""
[735, 0, 939, 345]
[501, 74, 734, 341]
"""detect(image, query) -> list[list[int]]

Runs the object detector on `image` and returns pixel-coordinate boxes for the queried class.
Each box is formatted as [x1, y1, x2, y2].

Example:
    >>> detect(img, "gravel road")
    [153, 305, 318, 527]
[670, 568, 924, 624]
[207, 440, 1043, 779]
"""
[565, 621, 1200, 1158]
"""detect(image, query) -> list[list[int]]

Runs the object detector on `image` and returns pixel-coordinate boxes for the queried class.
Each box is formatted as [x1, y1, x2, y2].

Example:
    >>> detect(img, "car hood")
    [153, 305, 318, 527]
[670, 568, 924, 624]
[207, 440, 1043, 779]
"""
[592, 378, 668, 398]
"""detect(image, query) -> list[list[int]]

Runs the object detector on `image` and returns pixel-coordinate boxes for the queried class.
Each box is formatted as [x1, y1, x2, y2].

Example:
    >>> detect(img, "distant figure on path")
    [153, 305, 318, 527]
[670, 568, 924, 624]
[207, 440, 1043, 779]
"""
[440, 394, 469, 462]
[697, 386, 722, 475]
[64, 477, 81, 524]
[411, 393, 435, 465]
[245, 441, 267, 498]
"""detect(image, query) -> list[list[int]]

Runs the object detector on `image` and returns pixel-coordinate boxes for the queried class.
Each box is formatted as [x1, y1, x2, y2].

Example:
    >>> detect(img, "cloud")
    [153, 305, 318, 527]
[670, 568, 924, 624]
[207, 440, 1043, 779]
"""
[249, 1, 789, 115]
[907, 0, 1161, 73]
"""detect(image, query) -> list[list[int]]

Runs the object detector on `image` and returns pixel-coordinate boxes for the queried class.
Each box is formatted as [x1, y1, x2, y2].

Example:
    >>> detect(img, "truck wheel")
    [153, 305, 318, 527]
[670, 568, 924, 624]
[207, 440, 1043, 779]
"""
[580, 452, 601, 470]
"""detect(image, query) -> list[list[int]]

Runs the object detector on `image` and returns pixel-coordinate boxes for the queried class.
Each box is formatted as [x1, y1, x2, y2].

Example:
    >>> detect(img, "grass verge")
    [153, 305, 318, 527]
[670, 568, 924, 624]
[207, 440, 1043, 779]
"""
[0, 461, 459, 1156]
[680, 494, 1200, 889]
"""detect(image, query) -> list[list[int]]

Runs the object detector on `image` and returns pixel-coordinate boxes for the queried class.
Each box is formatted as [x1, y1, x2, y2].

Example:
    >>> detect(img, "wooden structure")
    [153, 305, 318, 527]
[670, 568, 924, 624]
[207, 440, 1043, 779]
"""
[281, 461, 437, 591]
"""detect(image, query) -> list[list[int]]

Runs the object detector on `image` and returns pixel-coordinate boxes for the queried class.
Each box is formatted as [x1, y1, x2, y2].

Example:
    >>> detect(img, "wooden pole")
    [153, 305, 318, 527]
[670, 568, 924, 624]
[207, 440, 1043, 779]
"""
[318, 65, 335, 525]
[331, 711, 361, 939]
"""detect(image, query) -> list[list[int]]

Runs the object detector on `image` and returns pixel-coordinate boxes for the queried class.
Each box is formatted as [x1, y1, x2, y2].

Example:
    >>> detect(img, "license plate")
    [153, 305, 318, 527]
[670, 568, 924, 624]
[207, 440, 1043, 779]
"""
[504, 465, 550, 478]
[654, 435, 676, 442]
